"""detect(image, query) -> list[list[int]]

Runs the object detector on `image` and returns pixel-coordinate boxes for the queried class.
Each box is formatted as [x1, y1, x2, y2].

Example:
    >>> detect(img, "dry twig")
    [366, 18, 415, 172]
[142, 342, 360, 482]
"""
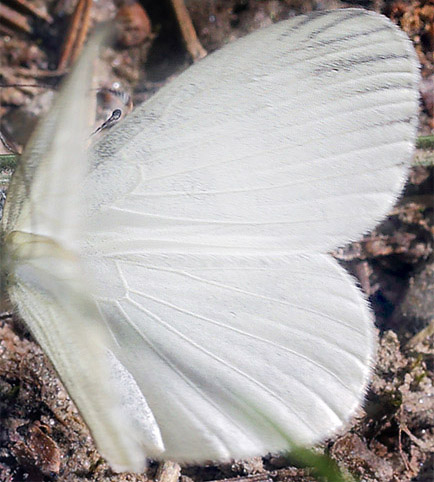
[405, 320, 434, 349]
[0, 4, 31, 34]
[58, 0, 92, 71]
[8, 0, 53, 23]
[169, 0, 206, 61]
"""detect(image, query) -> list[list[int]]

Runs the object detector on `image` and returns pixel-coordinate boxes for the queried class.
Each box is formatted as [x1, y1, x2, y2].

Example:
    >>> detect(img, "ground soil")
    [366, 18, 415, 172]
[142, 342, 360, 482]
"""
[0, 1, 433, 481]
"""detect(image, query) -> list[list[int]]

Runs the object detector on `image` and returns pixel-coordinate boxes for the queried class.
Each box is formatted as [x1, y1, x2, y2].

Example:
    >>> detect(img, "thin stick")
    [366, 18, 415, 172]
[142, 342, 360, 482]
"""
[58, 0, 92, 70]
[169, 0, 207, 61]
[405, 320, 434, 349]
[0, 4, 32, 34]
[8, 0, 53, 23]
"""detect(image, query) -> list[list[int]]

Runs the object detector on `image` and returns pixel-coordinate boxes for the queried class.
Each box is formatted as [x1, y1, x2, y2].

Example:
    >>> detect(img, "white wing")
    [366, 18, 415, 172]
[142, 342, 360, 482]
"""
[5, 239, 163, 470]
[90, 251, 373, 461]
[87, 8, 419, 254]
[2, 32, 162, 472]
[81, 9, 419, 463]
[3, 33, 97, 248]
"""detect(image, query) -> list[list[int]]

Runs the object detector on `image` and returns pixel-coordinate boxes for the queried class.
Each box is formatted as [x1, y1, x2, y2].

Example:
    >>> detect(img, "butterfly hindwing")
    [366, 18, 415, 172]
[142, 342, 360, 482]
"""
[89, 251, 373, 460]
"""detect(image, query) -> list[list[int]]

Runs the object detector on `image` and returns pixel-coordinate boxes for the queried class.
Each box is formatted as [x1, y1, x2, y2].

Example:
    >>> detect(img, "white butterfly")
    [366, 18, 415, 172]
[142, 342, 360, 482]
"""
[0, 8, 419, 473]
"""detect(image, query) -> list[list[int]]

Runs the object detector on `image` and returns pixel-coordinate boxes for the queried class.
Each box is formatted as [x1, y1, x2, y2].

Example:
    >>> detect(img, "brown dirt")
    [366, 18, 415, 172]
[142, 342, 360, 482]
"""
[0, 1, 433, 481]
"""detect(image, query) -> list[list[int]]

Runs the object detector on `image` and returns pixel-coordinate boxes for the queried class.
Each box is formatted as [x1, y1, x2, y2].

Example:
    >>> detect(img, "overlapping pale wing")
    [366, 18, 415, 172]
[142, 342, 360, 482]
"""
[6, 240, 163, 471]
[2, 32, 162, 472]
[87, 9, 419, 254]
[2, 29, 102, 248]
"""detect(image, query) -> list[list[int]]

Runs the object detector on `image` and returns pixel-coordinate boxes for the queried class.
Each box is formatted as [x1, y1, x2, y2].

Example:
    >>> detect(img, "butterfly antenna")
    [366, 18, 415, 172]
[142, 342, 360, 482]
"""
[91, 108, 123, 136]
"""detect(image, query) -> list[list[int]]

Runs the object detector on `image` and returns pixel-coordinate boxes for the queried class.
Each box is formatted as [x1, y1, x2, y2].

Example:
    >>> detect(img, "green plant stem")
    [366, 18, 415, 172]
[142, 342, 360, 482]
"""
[0, 154, 19, 171]
[416, 135, 434, 150]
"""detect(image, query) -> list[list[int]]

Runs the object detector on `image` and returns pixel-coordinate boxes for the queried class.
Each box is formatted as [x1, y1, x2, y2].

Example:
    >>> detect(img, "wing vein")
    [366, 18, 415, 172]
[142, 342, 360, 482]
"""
[114, 301, 251, 451]
[121, 297, 317, 434]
